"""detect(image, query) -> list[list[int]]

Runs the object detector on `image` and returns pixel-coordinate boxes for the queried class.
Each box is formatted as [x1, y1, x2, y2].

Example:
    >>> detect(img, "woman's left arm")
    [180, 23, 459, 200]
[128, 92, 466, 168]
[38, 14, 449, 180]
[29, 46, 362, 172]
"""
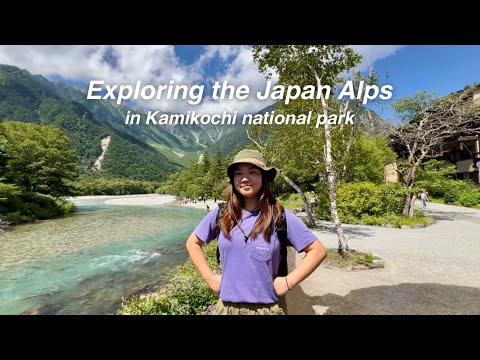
[274, 240, 327, 295]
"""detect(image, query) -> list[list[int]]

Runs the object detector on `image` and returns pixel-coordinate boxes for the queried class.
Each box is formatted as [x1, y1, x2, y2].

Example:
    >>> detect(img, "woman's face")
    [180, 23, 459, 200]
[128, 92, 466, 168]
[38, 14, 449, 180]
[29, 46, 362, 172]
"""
[233, 163, 263, 199]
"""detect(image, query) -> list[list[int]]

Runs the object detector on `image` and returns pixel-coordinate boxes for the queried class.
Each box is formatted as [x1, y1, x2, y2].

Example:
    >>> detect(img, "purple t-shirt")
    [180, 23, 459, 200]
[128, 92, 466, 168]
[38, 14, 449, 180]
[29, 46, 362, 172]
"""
[193, 205, 318, 304]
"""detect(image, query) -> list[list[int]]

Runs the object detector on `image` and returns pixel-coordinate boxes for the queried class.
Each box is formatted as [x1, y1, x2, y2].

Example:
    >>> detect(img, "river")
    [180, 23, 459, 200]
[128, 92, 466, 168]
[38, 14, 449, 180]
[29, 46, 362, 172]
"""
[0, 196, 206, 315]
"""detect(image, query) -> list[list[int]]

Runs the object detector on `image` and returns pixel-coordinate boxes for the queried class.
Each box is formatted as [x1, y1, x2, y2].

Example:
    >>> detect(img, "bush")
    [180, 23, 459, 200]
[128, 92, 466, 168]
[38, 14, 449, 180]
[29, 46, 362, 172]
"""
[119, 240, 221, 315]
[316, 182, 405, 221]
[0, 193, 75, 223]
[415, 160, 480, 208]
[455, 191, 480, 208]
[444, 181, 480, 207]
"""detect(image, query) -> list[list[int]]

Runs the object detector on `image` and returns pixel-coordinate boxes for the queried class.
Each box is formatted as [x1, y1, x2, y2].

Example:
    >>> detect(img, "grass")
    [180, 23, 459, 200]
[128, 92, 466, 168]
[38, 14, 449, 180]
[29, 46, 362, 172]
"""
[323, 248, 384, 270]
[341, 211, 434, 228]
[118, 240, 221, 315]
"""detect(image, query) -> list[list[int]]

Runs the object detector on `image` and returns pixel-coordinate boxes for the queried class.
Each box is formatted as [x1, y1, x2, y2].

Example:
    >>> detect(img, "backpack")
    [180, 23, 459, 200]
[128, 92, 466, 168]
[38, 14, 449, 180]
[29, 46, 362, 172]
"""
[215, 202, 289, 277]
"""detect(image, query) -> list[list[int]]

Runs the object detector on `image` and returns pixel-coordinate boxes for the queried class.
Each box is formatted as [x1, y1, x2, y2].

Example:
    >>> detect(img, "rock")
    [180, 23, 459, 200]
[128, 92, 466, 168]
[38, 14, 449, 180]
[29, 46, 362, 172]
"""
[371, 259, 384, 268]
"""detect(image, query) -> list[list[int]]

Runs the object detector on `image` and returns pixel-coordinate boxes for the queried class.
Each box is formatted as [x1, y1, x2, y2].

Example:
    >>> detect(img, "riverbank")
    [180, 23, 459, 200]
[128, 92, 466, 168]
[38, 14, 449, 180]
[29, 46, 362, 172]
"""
[177, 199, 218, 211]
[68, 194, 177, 206]
[68, 194, 221, 210]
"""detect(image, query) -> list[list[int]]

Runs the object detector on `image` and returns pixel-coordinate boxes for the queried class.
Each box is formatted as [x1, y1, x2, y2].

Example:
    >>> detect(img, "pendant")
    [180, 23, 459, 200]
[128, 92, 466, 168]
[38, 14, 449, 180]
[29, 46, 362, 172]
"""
[244, 235, 249, 243]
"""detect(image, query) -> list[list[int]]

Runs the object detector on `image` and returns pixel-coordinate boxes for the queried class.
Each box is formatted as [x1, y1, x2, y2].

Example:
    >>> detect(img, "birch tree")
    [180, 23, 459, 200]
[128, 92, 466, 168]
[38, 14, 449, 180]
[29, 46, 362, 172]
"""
[252, 45, 361, 257]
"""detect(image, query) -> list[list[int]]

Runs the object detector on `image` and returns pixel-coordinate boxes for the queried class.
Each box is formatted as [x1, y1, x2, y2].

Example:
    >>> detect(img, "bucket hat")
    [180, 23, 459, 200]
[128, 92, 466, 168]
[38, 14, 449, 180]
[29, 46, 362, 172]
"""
[227, 149, 276, 182]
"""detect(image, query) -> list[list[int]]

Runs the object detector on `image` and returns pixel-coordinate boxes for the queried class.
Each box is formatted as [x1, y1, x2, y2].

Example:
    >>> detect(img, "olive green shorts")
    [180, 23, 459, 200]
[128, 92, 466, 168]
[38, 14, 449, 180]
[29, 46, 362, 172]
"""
[214, 297, 288, 315]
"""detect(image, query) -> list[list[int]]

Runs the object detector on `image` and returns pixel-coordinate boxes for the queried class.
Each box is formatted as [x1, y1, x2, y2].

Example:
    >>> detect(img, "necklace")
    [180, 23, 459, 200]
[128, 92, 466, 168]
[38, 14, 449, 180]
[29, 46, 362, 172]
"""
[232, 209, 261, 244]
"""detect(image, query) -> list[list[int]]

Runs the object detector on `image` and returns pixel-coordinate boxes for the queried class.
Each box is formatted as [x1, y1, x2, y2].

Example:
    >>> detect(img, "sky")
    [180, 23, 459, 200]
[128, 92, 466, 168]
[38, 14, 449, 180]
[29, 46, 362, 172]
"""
[0, 45, 479, 118]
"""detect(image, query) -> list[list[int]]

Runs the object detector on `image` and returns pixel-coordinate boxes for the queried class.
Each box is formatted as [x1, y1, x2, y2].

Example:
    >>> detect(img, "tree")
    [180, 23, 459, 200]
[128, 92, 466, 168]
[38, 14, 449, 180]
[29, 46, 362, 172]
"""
[0, 126, 8, 177]
[344, 132, 397, 184]
[253, 45, 361, 257]
[385, 90, 480, 216]
[210, 148, 228, 200]
[1, 121, 79, 197]
[247, 125, 316, 225]
[0, 125, 19, 201]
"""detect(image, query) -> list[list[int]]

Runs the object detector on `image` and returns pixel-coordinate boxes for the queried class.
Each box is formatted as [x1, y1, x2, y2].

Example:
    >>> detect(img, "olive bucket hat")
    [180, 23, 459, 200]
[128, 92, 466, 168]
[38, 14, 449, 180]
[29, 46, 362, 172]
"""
[227, 149, 277, 182]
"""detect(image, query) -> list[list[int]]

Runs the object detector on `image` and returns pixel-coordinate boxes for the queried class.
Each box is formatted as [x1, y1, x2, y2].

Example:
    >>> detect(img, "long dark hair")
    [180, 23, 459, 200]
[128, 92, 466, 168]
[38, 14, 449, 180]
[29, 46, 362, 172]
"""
[219, 167, 282, 242]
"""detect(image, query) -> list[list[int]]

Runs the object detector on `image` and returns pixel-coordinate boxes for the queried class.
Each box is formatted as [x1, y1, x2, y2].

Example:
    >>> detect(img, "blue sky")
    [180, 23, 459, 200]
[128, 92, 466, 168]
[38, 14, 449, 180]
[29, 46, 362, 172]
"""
[373, 45, 480, 99]
[0, 45, 479, 117]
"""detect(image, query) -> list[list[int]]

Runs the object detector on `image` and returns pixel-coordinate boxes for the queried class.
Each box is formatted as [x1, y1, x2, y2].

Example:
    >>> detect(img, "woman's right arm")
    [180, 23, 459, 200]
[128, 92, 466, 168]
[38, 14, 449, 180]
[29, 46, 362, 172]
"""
[186, 232, 221, 292]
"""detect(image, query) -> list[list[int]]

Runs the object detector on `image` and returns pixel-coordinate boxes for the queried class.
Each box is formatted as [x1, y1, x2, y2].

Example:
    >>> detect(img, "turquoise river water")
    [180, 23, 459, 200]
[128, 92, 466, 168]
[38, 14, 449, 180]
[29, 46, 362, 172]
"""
[0, 197, 206, 315]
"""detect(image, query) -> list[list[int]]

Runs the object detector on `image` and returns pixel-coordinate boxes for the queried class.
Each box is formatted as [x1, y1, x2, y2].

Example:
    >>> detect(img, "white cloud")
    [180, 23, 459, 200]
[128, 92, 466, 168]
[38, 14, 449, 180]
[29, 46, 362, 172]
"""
[350, 45, 404, 70]
[0, 45, 404, 115]
[192, 45, 278, 114]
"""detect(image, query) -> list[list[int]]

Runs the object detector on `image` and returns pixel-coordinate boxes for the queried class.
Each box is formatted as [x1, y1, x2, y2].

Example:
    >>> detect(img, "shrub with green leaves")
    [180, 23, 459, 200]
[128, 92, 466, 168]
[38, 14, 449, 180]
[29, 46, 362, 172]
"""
[0, 193, 75, 224]
[454, 191, 480, 208]
[314, 182, 432, 227]
[119, 240, 221, 315]
[416, 160, 480, 208]
[317, 182, 405, 221]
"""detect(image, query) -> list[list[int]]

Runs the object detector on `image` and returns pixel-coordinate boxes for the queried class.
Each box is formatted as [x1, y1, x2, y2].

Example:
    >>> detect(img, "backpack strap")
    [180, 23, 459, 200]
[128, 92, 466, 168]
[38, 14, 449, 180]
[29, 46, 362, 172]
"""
[215, 202, 226, 265]
[276, 206, 289, 277]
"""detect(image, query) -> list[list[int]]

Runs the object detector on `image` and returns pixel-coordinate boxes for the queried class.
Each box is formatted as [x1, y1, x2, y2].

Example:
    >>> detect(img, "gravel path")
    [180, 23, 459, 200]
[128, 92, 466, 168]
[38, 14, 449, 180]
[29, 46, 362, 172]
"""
[287, 202, 480, 315]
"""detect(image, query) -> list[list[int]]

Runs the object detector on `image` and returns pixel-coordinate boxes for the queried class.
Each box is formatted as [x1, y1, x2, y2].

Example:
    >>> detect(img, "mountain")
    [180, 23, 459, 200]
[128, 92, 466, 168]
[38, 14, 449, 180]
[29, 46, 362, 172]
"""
[48, 81, 206, 166]
[208, 101, 391, 156]
[0, 64, 258, 178]
[208, 104, 278, 156]
[49, 80, 251, 166]
[0, 64, 387, 181]
[346, 101, 388, 136]
[0, 64, 180, 181]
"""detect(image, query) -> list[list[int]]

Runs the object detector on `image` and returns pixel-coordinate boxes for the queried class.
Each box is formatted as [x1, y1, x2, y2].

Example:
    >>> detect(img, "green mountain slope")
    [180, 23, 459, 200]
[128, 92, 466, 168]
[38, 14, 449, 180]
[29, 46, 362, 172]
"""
[0, 64, 180, 181]
[209, 104, 277, 155]
[49, 81, 206, 165]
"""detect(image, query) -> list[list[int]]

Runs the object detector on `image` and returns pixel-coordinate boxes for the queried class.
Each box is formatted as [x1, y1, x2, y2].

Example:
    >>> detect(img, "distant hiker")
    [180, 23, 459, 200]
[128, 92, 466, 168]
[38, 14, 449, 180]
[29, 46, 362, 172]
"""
[186, 148, 327, 315]
[420, 190, 428, 208]
[206, 204, 210, 211]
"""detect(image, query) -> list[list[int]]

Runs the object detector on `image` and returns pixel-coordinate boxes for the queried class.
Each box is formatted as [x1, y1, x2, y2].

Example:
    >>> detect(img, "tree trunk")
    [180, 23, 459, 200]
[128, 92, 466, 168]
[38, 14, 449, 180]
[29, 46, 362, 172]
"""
[311, 66, 349, 258]
[278, 169, 315, 225]
[324, 124, 350, 258]
[409, 193, 417, 217]
[402, 191, 418, 217]
[401, 166, 419, 217]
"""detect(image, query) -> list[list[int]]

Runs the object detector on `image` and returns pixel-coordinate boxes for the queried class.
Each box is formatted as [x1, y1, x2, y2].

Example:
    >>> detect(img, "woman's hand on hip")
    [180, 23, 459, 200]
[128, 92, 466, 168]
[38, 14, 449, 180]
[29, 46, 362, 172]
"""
[207, 273, 222, 292]
[273, 276, 289, 296]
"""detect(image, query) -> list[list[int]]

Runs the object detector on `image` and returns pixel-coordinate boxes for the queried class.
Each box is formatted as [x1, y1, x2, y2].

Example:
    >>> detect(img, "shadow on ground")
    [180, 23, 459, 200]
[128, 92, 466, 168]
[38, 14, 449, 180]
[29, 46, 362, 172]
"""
[287, 282, 480, 315]
[319, 225, 375, 238]
[422, 209, 480, 223]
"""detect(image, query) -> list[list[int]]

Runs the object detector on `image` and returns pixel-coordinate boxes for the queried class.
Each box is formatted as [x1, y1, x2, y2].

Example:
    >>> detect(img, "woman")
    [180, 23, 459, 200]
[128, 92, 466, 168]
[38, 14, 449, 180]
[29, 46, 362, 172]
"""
[186, 149, 327, 315]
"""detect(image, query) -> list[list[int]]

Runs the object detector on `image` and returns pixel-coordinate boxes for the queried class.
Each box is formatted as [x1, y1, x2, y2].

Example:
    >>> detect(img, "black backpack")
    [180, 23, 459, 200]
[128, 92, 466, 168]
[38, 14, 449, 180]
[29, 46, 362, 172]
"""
[215, 202, 289, 276]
